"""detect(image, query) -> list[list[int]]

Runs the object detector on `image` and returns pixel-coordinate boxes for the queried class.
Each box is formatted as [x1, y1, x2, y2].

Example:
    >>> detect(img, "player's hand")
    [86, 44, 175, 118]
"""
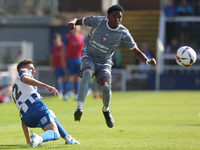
[146, 58, 156, 66]
[68, 22, 75, 31]
[46, 86, 58, 96]
[67, 18, 78, 31]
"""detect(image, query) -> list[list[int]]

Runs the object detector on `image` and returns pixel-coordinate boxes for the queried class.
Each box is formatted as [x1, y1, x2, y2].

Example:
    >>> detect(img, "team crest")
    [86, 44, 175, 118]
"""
[84, 61, 90, 65]
[101, 36, 108, 43]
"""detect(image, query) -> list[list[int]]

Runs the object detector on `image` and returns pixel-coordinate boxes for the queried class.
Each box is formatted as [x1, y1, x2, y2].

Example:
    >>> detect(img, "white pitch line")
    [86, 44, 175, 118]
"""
[0, 123, 20, 130]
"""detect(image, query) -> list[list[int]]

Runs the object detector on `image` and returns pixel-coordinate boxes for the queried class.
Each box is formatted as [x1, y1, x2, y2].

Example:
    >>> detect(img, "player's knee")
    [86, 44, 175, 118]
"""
[49, 110, 56, 118]
[52, 130, 60, 140]
[83, 69, 92, 82]
[64, 75, 70, 81]
[56, 132, 61, 139]
[100, 85, 111, 95]
[57, 77, 62, 82]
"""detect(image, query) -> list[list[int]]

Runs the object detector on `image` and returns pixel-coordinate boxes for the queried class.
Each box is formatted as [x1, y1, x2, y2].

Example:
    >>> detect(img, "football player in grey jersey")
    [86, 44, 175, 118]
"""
[68, 4, 156, 128]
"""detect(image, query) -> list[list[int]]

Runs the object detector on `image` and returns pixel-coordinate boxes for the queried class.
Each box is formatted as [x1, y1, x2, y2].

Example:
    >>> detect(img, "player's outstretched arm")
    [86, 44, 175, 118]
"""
[67, 18, 83, 31]
[21, 75, 58, 96]
[21, 121, 31, 144]
[44, 85, 58, 96]
[131, 47, 156, 66]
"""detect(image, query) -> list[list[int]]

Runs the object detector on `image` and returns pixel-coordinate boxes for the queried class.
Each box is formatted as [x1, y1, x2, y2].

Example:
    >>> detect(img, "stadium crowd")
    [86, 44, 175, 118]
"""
[163, 0, 200, 54]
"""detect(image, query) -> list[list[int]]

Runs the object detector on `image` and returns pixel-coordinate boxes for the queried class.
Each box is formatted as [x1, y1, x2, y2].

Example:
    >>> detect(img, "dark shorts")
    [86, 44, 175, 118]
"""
[54, 67, 64, 79]
[21, 100, 53, 129]
[80, 56, 112, 81]
[66, 58, 81, 75]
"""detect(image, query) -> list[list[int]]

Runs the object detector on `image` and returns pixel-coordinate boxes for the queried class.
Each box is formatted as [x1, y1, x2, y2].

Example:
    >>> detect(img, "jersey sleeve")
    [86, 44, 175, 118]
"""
[18, 69, 32, 80]
[121, 32, 138, 50]
[82, 16, 105, 27]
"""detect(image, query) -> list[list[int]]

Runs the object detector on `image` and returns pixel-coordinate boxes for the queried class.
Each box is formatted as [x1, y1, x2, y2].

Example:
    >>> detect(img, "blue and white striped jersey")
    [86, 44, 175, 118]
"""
[12, 68, 42, 117]
[82, 16, 138, 64]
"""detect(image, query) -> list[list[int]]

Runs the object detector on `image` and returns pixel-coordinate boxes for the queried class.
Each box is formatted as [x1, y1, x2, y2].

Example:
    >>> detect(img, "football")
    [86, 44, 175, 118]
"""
[175, 46, 197, 67]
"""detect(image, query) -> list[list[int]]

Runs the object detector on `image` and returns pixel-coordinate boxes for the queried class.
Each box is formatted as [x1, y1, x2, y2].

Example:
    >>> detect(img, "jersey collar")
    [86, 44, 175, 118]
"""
[106, 20, 120, 31]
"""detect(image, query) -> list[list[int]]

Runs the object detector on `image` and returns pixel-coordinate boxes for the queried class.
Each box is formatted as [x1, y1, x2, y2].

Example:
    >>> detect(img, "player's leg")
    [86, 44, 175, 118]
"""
[98, 77, 112, 111]
[96, 66, 114, 128]
[64, 74, 71, 101]
[56, 77, 63, 98]
[74, 57, 95, 121]
[64, 58, 73, 101]
[74, 74, 80, 100]
[54, 67, 63, 98]
[29, 115, 60, 147]
[98, 77, 114, 128]
[74, 67, 93, 121]
[74, 58, 81, 100]
[41, 121, 60, 141]
[27, 100, 60, 147]
[49, 110, 80, 144]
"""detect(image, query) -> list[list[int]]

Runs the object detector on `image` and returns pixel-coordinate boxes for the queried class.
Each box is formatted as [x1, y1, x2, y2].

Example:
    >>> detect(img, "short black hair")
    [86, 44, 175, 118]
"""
[107, 4, 124, 15]
[17, 59, 34, 72]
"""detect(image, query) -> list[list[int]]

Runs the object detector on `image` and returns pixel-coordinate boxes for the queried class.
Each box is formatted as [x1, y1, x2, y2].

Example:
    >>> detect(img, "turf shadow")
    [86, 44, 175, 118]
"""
[0, 144, 28, 149]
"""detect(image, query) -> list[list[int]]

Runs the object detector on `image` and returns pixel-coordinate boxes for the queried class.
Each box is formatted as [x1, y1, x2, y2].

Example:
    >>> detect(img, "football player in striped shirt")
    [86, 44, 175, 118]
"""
[12, 59, 80, 147]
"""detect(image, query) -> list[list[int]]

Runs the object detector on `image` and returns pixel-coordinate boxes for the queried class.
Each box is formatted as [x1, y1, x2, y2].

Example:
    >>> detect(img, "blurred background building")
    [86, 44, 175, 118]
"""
[0, 0, 199, 98]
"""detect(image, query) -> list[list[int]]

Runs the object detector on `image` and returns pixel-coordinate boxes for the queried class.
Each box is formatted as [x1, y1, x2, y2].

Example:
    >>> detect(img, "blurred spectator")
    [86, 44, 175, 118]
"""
[49, 33, 65, 98]
[112, 48, 122, 68]
[14, 50, 22, 63]
[165, 37, 181, 65]
[138, 43, 152, 74]
[176, 0, 193, 44]
[165, 37, 180, 54]
[63, 26, 85, 101]
[177, 0, 193, 16]
[0, 85, 11, 103]
[164, 0, 177, 17]
[4, 47, 15, 64]
[194, 0, 200, 47]
[163, 0, 177, 44]
[194, 0, 200, 16]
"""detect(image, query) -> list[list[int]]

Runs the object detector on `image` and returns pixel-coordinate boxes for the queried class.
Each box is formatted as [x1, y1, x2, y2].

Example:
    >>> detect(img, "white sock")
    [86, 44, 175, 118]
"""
[103, 106, 109, 112]
[39, 135, 43, 143]
[77, 102, 83, 110]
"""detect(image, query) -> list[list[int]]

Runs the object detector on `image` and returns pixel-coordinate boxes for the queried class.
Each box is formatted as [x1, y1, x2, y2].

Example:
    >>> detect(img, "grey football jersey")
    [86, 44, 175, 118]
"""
[82, 16, 137, 64]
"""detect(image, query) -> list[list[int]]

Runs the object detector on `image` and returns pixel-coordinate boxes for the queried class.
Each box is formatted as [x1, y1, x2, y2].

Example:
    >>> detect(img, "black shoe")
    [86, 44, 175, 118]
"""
[102, 108, 114, 128]
[74, 109, 82, 121]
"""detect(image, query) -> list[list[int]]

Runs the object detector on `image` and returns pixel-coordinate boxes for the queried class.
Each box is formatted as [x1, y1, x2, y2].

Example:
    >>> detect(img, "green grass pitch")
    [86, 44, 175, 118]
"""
[0, 91, 200, 150]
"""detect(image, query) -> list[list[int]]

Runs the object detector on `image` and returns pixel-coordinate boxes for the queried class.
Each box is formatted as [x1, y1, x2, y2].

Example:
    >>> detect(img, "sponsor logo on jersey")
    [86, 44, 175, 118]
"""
[84, 61, 90, 65]
[101, 36, 108, 43]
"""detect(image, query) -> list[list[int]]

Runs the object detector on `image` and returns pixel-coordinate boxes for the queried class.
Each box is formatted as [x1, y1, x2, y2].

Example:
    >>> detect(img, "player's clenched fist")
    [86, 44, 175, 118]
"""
[67, 18, 78, 31]
[67, 22, 75, 31]
[146, 58, 156, 66]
